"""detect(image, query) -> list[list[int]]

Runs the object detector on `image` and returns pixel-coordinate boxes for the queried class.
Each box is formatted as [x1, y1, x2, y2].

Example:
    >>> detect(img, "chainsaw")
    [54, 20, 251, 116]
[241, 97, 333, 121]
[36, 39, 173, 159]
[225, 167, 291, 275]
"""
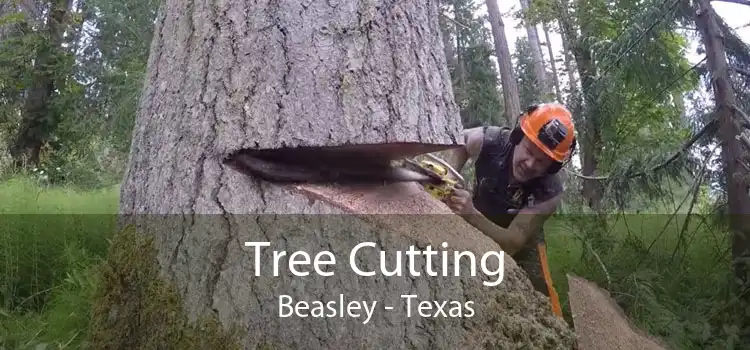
[224, 147, 466, 202]
[397, 154, 465, 201]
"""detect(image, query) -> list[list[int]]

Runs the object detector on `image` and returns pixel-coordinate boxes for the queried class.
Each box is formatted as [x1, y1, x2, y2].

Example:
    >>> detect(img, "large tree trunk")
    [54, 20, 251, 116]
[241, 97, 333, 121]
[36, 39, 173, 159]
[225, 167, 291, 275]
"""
[575, 51, 603, 212]
[485, 0, 521, 124]
[695, 0, 750, 336]
[98, 0, 576, 348]
[519, 0, 551, 101]
[555, 0, 602, 211]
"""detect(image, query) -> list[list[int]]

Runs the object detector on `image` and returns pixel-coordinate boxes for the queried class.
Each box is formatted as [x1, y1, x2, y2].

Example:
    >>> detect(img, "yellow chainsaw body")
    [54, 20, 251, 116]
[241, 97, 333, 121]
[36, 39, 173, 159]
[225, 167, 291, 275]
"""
[415, 159, 459, 201]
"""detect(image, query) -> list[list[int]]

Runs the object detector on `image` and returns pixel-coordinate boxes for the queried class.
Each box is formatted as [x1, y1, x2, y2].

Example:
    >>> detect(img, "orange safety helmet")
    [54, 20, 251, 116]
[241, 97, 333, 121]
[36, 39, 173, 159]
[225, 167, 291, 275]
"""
[510, 103, 577, 169]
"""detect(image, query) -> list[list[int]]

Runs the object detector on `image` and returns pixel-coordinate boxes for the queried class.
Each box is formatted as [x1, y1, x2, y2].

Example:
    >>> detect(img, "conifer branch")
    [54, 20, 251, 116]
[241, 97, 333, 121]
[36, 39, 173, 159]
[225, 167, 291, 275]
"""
[566, 119, 718, 181]
[711, 0, 750, 6]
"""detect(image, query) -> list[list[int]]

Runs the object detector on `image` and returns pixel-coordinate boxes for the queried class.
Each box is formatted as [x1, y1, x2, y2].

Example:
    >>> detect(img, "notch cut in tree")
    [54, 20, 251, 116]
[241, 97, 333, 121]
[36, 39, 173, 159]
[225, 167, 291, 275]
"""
[104, 0, 576, 348]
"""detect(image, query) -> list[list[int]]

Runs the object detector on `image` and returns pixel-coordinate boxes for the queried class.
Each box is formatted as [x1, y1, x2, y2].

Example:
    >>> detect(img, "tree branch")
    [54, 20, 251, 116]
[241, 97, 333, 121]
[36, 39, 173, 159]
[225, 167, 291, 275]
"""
[733, 105, 750, 127]
[731, 66, 750, 78]
[712, 0, 750, 6]
[565, 119, 718, 181]
[440, 12, 470, 30]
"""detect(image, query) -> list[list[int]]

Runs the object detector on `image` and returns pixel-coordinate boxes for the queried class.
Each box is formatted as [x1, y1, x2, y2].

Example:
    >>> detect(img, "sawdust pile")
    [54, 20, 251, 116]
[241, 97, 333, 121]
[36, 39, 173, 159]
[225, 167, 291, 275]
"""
[567, 274, 669, 350]
[287, 182, 577, 349]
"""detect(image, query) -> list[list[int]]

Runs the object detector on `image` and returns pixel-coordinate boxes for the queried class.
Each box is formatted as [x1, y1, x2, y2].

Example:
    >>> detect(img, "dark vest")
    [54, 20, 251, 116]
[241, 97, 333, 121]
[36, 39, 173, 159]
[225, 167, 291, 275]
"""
[471, 126, 559, 254]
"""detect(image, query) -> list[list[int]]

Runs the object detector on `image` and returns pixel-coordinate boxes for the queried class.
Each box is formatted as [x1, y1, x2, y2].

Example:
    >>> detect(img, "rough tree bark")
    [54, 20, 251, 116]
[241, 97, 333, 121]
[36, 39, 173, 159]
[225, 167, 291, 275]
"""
[104, 0, 576, 349]
[485, 0, 522, 124]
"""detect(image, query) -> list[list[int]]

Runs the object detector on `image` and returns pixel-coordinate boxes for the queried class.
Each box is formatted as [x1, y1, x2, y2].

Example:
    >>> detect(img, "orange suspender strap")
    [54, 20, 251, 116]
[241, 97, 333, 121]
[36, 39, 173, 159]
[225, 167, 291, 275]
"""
[537, 242, 563, 318]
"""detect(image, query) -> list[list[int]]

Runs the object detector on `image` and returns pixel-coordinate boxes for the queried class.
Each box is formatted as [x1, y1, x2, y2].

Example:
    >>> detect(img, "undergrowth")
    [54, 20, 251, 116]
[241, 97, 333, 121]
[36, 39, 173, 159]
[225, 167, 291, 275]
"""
[545, 212, 743, 350]
[0, 176, 118, 349]
[0, 175, 744, 349]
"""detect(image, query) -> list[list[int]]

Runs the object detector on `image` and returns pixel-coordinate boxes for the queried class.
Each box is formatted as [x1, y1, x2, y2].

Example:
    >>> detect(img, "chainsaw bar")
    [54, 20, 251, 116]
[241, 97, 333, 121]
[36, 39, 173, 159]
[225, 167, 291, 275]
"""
[225, 152, 436, 185]
[400, 159, 444, 181]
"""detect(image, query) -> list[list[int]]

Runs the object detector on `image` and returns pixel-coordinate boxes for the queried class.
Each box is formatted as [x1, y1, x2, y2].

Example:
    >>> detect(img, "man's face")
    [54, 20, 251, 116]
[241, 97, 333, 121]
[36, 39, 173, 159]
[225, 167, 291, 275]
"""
[511, 137, 555, 182]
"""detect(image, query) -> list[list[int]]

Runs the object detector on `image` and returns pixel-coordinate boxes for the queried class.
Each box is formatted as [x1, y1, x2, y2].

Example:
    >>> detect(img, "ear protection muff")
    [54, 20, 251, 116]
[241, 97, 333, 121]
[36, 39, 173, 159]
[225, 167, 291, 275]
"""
[509, 104, 539, 145]
[546, 135, 576, 174]
[509, 104, 577, 175]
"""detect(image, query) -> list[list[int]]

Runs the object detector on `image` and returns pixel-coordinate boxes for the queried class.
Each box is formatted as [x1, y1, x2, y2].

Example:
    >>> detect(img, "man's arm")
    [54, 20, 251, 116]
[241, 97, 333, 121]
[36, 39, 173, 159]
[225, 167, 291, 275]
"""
[517, 193, 563, 216]
[443, 126, 564, 254]
[509, 193, 562, 239]
[444, 127, 484, 175]
[443, 127, 526, 253]
[459, 209, 525, 255]
[453, 171, 564, 254]
[504, 178, 565, 251]
[463, 193, 561, 255]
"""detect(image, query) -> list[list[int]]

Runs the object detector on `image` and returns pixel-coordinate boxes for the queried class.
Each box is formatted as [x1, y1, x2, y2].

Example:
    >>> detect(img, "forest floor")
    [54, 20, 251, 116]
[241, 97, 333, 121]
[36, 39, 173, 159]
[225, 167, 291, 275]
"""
[0, 176, 739, 350]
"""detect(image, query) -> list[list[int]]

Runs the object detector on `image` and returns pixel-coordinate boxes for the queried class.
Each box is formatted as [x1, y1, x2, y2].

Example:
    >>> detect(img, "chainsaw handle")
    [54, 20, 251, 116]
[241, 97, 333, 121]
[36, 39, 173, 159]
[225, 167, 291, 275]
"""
[424, 153, 465, 187]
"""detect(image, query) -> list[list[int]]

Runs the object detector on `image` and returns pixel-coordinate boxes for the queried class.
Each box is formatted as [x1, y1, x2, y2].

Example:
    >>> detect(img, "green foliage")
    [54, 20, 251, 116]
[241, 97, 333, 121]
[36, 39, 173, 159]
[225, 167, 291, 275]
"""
[1, 0, 747, 348]
[0, 177, 118, 349]
[546, 212, 741, 350]
[0, 177, 242, 349]
[0, 0, 158, 188]
[458, 44, 505, 127]
[0, 15, 38, 133]
[539, 0, 702, 212]
[83, 0, 160, 154]
[445, 0, 504, 127]
[513, 37, 542, 108]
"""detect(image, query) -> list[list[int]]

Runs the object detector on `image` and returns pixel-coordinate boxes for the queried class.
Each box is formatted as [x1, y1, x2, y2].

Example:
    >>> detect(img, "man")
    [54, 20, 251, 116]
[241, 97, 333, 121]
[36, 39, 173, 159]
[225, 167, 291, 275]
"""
[442, 103, 577, 318]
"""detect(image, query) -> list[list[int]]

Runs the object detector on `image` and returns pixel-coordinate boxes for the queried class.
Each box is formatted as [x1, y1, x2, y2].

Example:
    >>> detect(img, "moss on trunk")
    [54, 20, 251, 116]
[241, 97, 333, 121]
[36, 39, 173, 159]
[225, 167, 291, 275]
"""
[88, 224, 243, 350]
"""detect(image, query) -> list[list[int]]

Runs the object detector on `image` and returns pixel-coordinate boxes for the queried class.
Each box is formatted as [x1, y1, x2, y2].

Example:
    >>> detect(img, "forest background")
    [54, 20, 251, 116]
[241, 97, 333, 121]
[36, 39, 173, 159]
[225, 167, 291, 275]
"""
[1, 0, 750, 348]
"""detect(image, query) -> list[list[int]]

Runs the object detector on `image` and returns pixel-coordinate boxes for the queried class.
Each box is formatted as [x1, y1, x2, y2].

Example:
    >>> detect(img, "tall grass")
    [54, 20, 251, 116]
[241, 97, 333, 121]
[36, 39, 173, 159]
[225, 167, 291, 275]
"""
[0, 176, 740, 349]
[0, 177, 119, 349]
[545, 213, 739, 350]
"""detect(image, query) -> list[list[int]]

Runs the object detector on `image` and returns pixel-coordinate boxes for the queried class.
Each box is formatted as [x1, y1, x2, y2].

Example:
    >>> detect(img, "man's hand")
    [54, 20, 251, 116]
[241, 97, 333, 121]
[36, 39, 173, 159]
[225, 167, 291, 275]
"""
[445, 188, 477, 215]
[446, 187, 518, 215]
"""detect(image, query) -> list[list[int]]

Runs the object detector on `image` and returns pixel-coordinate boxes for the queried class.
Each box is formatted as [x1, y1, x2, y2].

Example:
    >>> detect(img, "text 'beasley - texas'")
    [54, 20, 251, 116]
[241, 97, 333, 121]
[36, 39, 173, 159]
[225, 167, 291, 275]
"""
[244, 241, 505, 287]
[279, 294, 475, 325]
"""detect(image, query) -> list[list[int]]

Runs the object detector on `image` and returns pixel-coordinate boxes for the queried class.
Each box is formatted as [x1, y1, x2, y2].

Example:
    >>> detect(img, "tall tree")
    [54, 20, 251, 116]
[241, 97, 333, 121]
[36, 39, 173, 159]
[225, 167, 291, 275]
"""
[83, 0, 160, 154]
[9, 0, 73, 167]
[518, 0, 552, 101]
[541, 22, 563, 102]
[513, 37, 541, 108]
[526, 0, 698, 211]
[485, 0, 522, 124]
[559, 28, 579, 102]
[451, 0, 504, 127]
[438, 1, 457, 73]
[553, 0, 604, 210]
[694, 0, 750, 338]
[91, 0, 576, 347]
